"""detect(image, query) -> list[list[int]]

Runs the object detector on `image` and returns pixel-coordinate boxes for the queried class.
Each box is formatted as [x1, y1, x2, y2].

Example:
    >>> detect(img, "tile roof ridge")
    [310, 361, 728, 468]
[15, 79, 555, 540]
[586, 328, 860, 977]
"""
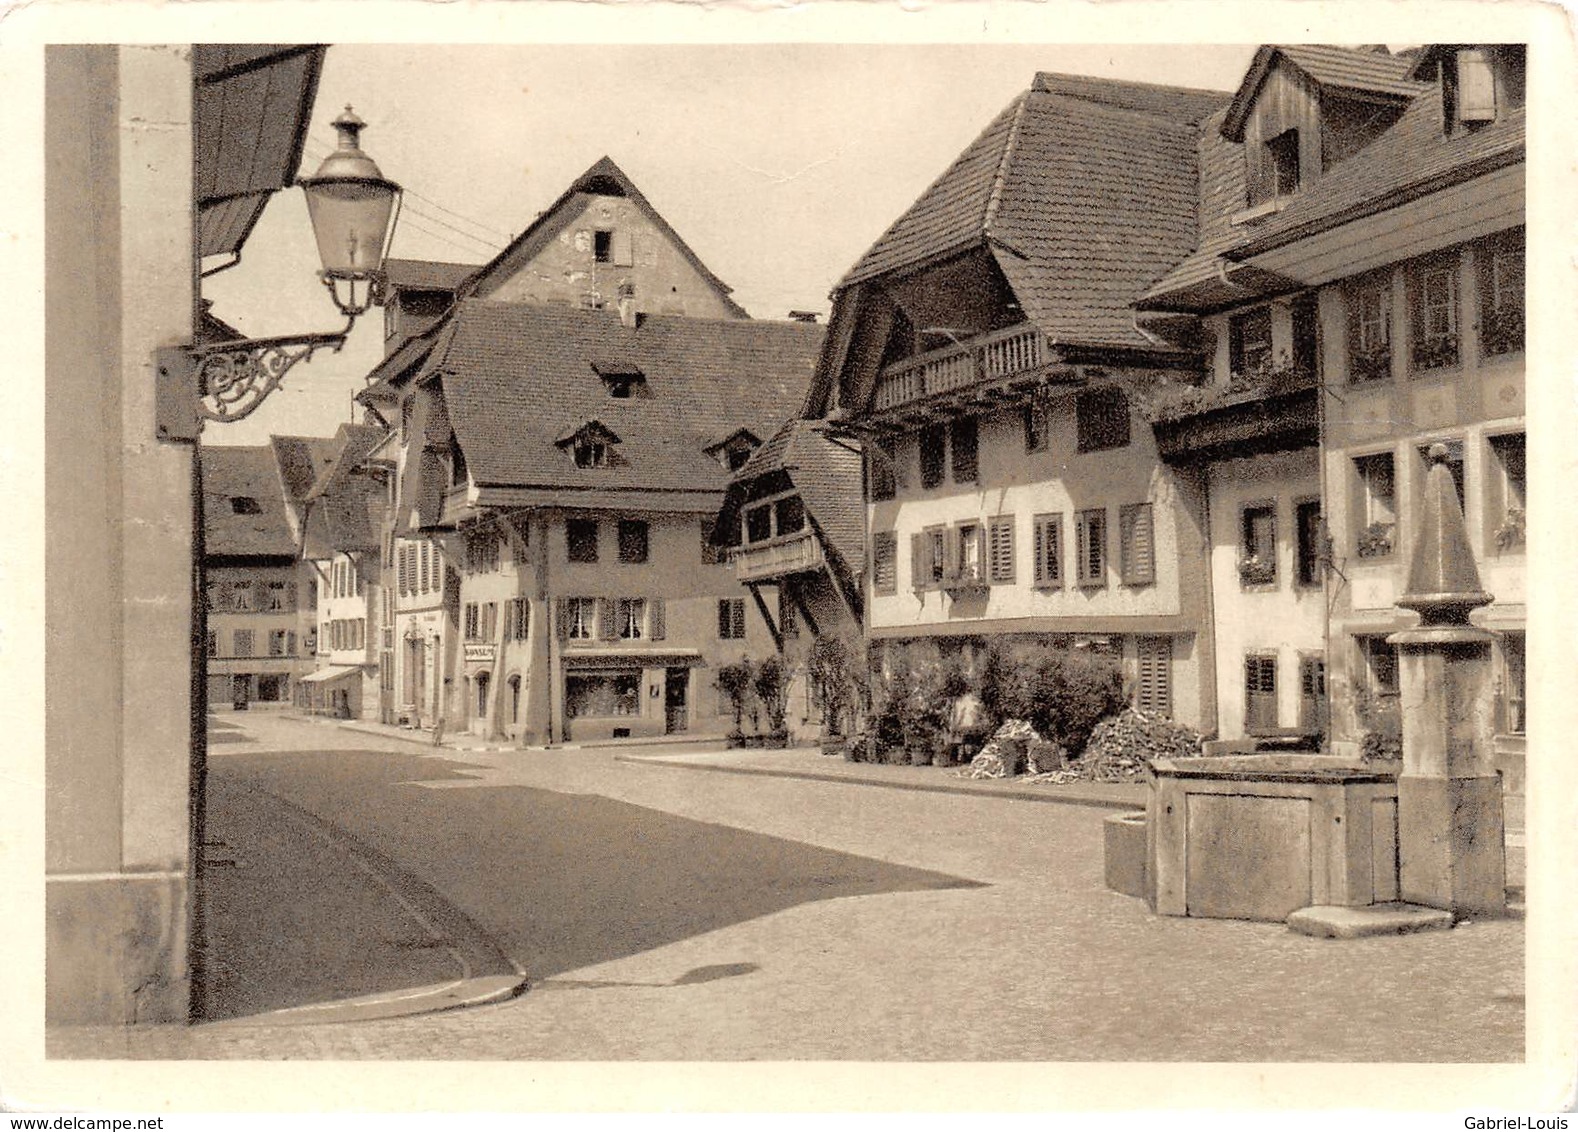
[982, 90, 1030, 239]
[1032, 69, 1230, 101]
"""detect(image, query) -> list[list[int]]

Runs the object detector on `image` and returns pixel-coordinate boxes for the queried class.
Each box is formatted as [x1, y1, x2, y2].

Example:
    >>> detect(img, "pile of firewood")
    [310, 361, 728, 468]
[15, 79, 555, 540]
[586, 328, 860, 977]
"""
[1071, 707, 1203, 781]
[958, 719, 1040, 779]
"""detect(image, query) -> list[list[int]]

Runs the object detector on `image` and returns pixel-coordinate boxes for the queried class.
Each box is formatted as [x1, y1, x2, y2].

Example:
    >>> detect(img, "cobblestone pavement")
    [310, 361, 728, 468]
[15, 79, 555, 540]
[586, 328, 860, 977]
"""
[50, 712, 1524, 1063]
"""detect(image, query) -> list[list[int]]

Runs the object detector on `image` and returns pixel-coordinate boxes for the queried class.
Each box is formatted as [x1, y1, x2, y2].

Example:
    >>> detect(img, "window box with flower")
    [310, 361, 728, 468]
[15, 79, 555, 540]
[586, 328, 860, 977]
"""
[1356, 521, 1396, 560]
[1237, 552, 1277, 587]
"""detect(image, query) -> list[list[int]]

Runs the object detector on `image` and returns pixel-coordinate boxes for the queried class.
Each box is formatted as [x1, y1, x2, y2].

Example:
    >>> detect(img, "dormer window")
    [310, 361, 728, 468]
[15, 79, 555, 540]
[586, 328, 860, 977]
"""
[557, 421, 622, 469]
[1436, 45, 1524, 135]
[705, 428, 761, 472]
[592, 360, 646, 399]
[1267, 129, 1300, 197]
[1247, 129, 1300, 208]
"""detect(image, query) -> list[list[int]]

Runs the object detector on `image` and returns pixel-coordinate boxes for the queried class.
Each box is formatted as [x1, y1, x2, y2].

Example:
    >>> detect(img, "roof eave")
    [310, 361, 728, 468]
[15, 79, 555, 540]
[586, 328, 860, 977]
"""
[1225, 143, 1525, 260]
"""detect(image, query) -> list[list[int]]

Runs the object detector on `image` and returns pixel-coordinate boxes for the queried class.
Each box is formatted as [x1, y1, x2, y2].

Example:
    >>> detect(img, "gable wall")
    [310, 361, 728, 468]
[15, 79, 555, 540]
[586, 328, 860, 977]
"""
[483, 193, 744, 319]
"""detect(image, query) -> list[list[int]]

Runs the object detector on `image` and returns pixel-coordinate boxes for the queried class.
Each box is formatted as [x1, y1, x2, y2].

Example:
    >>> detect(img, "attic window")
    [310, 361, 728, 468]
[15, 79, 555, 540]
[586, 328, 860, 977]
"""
[574, 439, 609, 468]
[594, 230, 613, 264]
[725, 445, 753, 471]
[557, 422, 622, 469]
[592, 361, 646, 399]
[229, 496, 261, 515]
[1267, 129, 1300, 197]
[1247, 129, 1300, 208]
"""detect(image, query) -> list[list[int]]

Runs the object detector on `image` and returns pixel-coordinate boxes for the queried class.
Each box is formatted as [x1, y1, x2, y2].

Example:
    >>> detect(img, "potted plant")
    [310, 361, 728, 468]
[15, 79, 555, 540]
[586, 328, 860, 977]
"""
[715, 657, 755, 748]
[754, 654, 792, 748]
[871, 658, 912, 764]
[1356, 521, 1395, 559]
[808, 633, 855, 755]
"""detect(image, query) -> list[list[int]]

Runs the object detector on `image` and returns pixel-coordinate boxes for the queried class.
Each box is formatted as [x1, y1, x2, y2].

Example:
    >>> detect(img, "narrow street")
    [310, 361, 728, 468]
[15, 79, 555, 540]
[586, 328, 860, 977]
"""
[54, 712, 1524, 1062]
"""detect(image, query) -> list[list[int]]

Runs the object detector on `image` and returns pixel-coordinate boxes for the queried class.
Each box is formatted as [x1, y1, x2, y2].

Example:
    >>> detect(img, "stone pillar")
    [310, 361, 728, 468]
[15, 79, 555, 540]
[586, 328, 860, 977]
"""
[1389, 444, 1506, 917]
[45, 45, 196, 1023]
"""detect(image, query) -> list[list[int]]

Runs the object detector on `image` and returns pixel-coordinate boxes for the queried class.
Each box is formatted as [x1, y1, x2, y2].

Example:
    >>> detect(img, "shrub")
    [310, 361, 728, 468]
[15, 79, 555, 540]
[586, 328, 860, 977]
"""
[1022, 647, 1126, 757]
[715, 657, 756, 734]
[978, 640, 1032, 729]
[807, 633, 857, 738]
[753, 654, 792, 736]
[870, 655, 912, 754]
[899, 660, 950, 749]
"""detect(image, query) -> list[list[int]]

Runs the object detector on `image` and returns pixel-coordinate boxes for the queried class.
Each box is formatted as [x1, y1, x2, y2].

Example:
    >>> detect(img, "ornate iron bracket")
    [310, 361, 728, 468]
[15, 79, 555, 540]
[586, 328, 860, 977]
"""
[154, 321, 351, 441]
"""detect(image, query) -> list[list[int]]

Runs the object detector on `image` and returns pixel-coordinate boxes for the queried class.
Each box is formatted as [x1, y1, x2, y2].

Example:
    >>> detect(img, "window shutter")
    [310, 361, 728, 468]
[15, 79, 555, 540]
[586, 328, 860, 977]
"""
[910, 533, 924, 590]
[598, 598, 618, 640]
[1122, 504, 1155, 585]
[989, 517, 1015, 584]
[556, 599, 571, 640]
[397, 549, 408, 594]
[1457, 49, 1496, 122]
[732, 600, 747, 639]
[1136, 637, 1171, 716]
[951, 418, 978, 483]
[648, 598, 666, 640]
[612, 229, 634, 267]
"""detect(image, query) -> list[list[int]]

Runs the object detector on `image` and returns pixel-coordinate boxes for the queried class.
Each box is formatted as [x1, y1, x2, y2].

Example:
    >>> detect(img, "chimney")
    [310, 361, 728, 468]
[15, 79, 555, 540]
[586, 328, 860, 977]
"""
[788, 310, 820, 324]
[617, 281, 638, 329]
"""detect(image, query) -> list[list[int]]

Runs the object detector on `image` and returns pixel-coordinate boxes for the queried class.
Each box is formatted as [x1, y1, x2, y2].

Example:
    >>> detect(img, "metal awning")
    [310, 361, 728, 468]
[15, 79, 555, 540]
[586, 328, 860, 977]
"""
[193, 45, 325, 260]
[298, 665, 362, 685]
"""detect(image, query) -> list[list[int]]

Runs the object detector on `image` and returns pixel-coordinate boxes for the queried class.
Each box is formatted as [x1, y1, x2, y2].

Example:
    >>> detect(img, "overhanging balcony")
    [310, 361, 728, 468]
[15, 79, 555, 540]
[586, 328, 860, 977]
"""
[872, 323, 1055, 414]
[730, 528, 824, 583]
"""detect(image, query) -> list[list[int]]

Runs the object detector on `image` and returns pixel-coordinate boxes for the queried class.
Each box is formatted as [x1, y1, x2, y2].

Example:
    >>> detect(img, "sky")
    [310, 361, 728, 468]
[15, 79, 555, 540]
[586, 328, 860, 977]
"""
[205, 42, 1263, 445]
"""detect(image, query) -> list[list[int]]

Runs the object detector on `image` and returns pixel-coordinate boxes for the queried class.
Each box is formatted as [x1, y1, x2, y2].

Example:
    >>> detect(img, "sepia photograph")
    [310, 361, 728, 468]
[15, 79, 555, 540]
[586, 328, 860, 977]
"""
[5, 0, 1576, 1117]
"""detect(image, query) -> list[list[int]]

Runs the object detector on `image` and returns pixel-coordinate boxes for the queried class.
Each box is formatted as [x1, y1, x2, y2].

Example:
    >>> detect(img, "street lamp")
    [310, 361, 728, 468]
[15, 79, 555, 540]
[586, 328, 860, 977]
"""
[155, 106, 402, 439]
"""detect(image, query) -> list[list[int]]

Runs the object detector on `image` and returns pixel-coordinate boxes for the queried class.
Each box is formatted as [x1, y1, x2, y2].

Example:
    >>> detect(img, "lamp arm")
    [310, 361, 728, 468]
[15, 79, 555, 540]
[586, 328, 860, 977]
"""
[154, 316, 355, 440]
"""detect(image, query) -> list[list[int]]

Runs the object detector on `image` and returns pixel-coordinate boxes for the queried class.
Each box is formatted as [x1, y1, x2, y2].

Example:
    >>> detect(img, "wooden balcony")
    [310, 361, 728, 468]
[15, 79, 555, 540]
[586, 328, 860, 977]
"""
[872, 323, 1051, 413]
[730, 529, 824, 583]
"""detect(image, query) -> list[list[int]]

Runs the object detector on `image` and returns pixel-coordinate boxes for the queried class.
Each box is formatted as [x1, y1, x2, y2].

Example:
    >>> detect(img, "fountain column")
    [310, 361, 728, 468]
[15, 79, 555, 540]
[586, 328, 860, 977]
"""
[1388, 444, 1506, 917]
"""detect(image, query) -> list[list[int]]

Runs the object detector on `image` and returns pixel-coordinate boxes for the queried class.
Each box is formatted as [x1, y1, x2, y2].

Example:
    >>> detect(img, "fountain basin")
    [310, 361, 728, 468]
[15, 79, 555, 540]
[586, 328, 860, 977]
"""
[1147, 755, 1399, 921]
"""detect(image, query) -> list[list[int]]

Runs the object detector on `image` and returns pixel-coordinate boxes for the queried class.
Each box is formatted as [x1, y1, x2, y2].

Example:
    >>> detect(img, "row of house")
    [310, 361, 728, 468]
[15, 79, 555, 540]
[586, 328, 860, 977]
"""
[791, 42, 1524, 775]
[237, 42, 1523, 792]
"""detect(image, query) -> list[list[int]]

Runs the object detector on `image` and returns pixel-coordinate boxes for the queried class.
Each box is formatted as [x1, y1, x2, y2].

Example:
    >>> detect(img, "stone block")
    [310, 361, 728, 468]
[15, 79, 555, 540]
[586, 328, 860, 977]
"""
[1398, 773, 1507, 917]
[1103, 811, 1147, 899]
[47, 873, 190, 1024]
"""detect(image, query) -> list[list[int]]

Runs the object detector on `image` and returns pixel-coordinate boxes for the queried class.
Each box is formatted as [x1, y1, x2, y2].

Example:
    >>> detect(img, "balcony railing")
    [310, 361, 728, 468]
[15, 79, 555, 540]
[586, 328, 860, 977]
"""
[872, 323, 1049, 412]
[731, 529, 824, 583]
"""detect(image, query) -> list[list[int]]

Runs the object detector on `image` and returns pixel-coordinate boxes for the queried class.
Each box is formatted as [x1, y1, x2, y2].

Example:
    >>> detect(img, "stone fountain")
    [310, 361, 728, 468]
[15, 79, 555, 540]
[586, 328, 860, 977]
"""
[1107, 445, 1507, 936]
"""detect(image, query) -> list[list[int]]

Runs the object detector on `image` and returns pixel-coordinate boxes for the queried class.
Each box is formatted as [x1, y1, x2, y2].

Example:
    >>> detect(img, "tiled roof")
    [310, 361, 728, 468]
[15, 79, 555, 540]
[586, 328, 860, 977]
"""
[1032, 71, 1230, 125]
[459, 156, 750, 319]
[302, 424, 390, 556]
[837, 77, 1230, 349]
[270, 434, 340, 504]
[743, 419, 865, 573]
[201, 445, 298, 558]
[1135, 106, 1260, 310]
[430, 301, 823, 496]
[383, 258, 479, 293]
[1140, 67, 1522, 310]
[305, 423, 385, 501]
[1277, 45, 1423, 98]
[1228, 82, 1523, 256]
[1223, 45, 1426, 141]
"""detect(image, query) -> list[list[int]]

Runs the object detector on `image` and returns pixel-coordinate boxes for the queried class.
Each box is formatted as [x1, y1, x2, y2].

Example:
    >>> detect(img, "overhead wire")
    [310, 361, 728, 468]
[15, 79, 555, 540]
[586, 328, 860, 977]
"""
[302, 135, 510, 253]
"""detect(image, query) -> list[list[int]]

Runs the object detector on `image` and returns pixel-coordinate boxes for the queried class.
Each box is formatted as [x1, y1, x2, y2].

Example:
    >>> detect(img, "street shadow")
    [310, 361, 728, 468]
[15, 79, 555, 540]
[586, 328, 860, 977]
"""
[201, 749, 982, 1021]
